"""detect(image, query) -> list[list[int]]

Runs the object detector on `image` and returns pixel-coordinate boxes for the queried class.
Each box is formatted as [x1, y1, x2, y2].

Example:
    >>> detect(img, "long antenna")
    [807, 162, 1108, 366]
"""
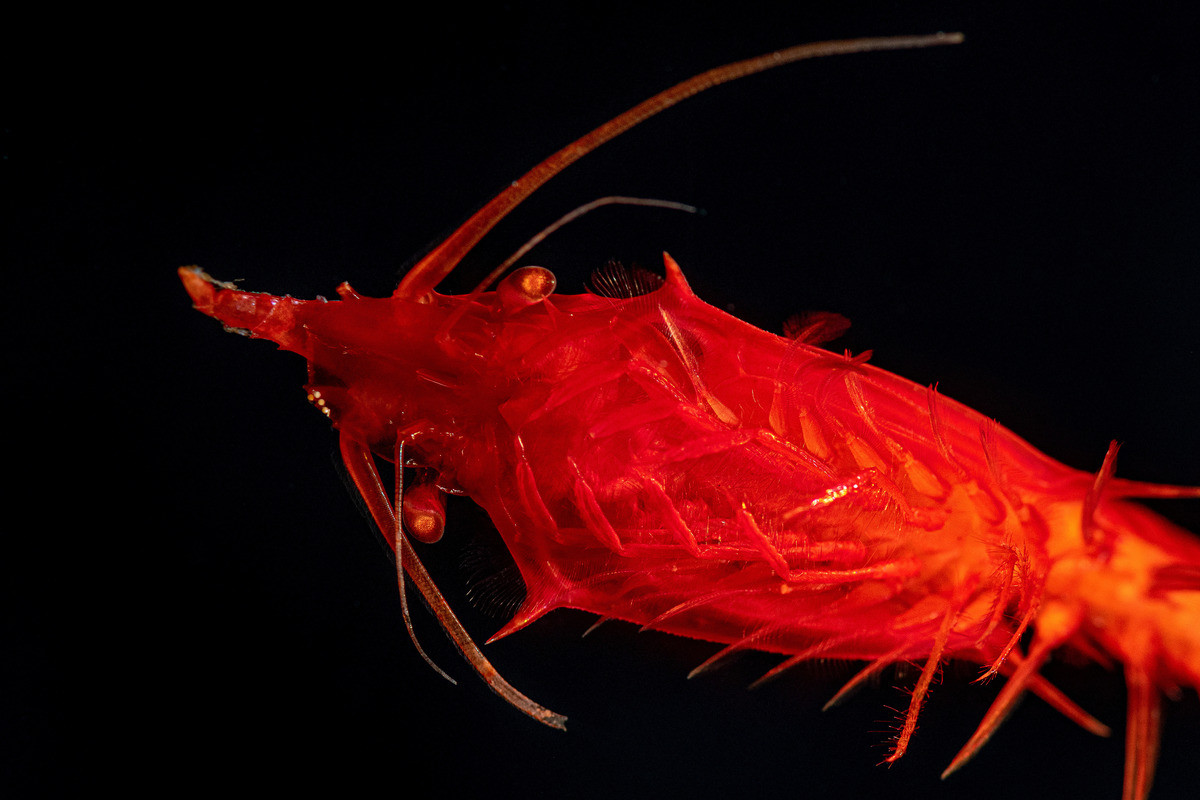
[393, 33, 963, 300]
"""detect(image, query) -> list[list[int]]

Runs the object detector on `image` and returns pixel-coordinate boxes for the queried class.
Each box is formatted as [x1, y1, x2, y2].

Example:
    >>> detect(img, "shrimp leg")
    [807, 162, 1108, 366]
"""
[338, 432, 568, 730]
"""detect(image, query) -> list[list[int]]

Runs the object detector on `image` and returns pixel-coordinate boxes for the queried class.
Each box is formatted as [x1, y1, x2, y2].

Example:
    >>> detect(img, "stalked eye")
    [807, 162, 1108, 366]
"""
[497, 266, 556, 313]
[403, 473, 447, 544]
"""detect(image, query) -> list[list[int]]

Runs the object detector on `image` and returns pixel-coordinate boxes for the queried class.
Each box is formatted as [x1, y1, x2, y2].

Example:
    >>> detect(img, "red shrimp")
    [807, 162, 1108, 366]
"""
[180, 34, 1200, 800]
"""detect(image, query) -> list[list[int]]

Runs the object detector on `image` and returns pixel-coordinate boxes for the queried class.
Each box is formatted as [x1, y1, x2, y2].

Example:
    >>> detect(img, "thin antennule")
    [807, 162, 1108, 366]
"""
[474, 196, 697, 293]
[393, 32, 964, 300]
[431, 196, 695, 345]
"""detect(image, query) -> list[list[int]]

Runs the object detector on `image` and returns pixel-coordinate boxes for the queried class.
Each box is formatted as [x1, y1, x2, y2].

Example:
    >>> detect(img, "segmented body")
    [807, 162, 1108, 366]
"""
[181, 34, 1199, 800]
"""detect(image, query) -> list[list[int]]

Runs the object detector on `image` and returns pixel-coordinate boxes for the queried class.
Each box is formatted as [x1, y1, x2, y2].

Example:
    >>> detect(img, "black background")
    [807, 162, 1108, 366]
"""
[6, 3, 1200, 797]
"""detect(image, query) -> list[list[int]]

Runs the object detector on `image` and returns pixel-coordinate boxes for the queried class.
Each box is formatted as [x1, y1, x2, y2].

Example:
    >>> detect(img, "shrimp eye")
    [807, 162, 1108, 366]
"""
[403, 479, 446, 544]
[405, 508, 444, 544]
[498, 266, 556, 313]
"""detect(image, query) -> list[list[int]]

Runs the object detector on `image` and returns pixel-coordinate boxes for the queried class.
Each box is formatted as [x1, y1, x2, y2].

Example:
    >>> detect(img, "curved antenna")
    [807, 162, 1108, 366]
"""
[338, 434, 567, 730]
[474, 195, 698, 293]
[393, 32, 964, 300]
[431, 197, 696, 347]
